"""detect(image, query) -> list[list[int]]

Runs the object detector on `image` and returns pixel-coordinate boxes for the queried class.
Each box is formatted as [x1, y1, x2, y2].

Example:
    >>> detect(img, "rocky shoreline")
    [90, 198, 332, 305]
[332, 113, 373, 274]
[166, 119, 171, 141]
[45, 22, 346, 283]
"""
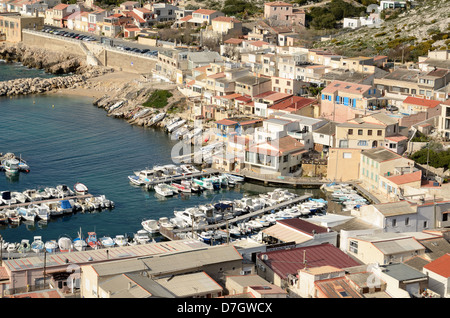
[0, 42, 190, 129]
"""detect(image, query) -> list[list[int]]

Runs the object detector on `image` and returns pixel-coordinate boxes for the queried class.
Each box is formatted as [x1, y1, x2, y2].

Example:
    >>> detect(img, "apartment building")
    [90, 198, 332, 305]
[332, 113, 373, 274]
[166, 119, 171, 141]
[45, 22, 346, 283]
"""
[359, 147, 415, 192]
[438, 99, 450, 140]
[0, 12, 43, 42]
[320, 80, 381, 123]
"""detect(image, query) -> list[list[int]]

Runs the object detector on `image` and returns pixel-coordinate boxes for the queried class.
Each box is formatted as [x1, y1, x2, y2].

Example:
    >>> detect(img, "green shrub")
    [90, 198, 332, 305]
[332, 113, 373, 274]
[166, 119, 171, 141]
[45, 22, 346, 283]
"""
[143, 90, 173, 108]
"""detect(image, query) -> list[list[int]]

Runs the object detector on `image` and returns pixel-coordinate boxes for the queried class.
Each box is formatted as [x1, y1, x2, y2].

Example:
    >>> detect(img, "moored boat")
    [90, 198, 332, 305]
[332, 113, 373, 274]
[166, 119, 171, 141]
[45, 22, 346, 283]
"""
[74, 182, 89, 195]
[99, 236, 115, 248]
[154, 183, 174, 197]
[45, 240, 58, 253]
[141, 219, 159, 234]
[31, 236, 44, 253]
[86, 232, 100, 249]
[1, 158, 19, 174]
[113, 235, 128, 247]
[58, 236, 73, 252]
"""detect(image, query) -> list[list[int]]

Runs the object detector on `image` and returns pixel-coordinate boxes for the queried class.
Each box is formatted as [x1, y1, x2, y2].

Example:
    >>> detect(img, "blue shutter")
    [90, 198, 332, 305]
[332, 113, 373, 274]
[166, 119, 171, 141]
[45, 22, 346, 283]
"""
[353, 99, 356, 108]
[336, 95, 340, 104]
[344, 97, 349, 106]
[321, 94, 325, 100]
[328, 95, 332, 101]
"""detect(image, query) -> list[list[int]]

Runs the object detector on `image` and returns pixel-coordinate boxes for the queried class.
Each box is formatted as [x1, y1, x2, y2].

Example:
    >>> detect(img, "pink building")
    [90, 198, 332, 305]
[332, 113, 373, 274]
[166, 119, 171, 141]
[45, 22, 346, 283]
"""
[264, 1, 293, 21]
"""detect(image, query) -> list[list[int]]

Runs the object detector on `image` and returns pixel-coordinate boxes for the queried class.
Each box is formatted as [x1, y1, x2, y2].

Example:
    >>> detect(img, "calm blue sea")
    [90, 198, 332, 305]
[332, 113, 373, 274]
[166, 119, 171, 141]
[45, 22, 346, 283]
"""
[0, 62, 319, 245]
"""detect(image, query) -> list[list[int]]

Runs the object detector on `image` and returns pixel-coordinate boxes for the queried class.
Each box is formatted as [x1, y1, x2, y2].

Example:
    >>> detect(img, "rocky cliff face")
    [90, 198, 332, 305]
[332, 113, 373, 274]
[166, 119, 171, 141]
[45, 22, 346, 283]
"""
[0, 42, 84, 74]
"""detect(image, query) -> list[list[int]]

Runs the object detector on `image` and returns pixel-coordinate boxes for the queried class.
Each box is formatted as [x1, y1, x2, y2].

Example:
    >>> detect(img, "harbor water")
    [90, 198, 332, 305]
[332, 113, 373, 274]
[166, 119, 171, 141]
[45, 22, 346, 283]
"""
[0, 62, 320, 245]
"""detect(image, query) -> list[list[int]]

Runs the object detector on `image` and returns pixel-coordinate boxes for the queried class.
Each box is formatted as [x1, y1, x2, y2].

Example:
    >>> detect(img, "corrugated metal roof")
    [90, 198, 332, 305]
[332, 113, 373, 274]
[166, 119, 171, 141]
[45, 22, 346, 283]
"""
[258, 243, 361, 279]
[373, 237, 425, 255]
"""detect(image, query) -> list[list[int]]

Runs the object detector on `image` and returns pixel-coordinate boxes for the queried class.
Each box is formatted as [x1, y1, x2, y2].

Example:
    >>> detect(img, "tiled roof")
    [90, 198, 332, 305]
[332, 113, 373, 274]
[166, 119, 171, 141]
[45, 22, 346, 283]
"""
[386, 170, 422, 185]
[212, 16, 240, 23]
[216, 119, 238, 126]
[385, 134, 408, 142]
[423, 253, 450, 278]
[52, 3, 68, 10]
[258, 243, 361, 279]
[180, 15, 192, 22]
[278, 218, 329, 235]
[265, 1, 293, 7]
[193, 8, 217, 15]
[270, 96, 316, 111]
[248, 135, 304, 156]
[321, 80, 371, 95]
[224, 38, 244, 45]
[403, 96, 441, 108]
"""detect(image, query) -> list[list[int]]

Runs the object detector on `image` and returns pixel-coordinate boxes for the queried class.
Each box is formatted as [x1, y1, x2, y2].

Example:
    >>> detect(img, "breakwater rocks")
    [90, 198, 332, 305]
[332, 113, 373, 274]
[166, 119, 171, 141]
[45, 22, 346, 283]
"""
[0, 67, 113, 97]
[0, 42, 83, 75]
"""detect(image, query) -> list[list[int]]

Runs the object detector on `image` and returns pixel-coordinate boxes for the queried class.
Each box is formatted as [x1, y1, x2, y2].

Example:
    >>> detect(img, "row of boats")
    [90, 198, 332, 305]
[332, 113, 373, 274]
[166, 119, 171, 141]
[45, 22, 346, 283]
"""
[320, 183, 368, 210]
[140, 189, 328, 244]
[0, 183, 114, 224]
[1, 227, 156, 255]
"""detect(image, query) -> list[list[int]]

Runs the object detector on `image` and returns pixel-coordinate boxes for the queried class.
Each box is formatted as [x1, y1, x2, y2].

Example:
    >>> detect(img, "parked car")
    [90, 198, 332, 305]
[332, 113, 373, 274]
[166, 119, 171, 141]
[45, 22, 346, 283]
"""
[386, 105, 399, 112]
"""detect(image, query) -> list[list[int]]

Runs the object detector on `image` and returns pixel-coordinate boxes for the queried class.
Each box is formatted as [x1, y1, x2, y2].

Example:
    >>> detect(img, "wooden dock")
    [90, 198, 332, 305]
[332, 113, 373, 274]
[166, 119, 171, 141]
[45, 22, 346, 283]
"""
[144, 168, 219, 188]
[159, 193, 312, 240]
[0, 194, 93, 211]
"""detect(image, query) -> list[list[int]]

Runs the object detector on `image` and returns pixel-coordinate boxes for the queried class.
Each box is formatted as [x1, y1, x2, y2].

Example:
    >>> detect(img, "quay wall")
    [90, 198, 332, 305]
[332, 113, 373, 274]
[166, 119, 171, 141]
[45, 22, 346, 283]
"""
[21, 30, 157, 74]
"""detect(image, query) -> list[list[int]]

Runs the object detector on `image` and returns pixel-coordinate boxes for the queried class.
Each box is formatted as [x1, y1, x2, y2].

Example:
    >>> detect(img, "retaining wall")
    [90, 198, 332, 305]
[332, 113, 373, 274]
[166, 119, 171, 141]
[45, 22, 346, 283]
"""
[22, 30, 157, 74]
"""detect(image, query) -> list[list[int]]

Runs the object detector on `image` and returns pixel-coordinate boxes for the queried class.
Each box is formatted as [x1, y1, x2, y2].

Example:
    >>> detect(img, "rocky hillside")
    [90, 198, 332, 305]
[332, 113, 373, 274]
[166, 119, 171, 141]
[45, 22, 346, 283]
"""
[312, 0, 450, 60]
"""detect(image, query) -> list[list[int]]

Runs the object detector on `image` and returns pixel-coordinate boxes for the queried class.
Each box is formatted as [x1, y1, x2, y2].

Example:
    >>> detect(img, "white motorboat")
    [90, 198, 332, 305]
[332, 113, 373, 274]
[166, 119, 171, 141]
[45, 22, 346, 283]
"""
[1, 158, 19, 173]
[1, 191, 17, 205]
[17, 207, 36, 222]
[28, 203, 50, 221]
[128, 175, 146, 186]
[7, 242, 19, 253]
[246, 220, 264, 231]
[174, 208, 208, 229]
[171, 182, 191, 193]
[45, 240, 58, 253]
[44, 187, 59, 198]
[23, 189, 43, 201]
[113, 235, 128, 247]
[158, 217, 175, 231]
[56, 184, 74, 198]
[134, 230, 151, 244]
[74, 182, 88, 195]
[198, 204, 223, 224]
[224, 173, 245, 183]
[57, 200, 73, 214]
[11, 191, 27, 203]
[148, 112, 165, 126]
[31, 236, 44, 253]
[99, 236, 115, 248]
[154, 183, 174, 197]
[141, 219, 159, 234]
[58, 236, 73, 252]
[193, 178, 214, 190]
[166, 119, 186, 133]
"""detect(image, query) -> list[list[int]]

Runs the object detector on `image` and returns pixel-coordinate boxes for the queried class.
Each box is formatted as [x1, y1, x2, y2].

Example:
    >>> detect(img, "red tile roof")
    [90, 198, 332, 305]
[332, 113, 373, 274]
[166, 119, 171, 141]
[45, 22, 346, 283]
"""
[402, 96, 441, 108]
[278, 218, 329, 235]
[386, 170, 422, 185]
[423, 253, 450, 278]
[321, 80, 371, 95]
[212, 16, 240, 23]
[270, 96, 316, 111]
[180, 15, 192, 22]
[216, 119, 238, 126]
[193, 8, 217, 15]
[384, 134, 408, 142]
[258, 243, 361, 279]
[52, 3, 69, 10]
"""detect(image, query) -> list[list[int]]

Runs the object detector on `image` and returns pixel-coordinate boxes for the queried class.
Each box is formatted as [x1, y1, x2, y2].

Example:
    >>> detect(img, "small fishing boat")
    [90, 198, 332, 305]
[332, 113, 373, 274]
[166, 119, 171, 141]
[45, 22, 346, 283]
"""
[57, 200, 73, 214]
[171, 182, 191, 193]
[45, 240, 58, 253]
[0, 212, 8, 224]
[154, 183, 174, 197]
[11, 191, 27, 203]
[56, 184, 74, 198]
[74, 182, 89, 195]
[128, 175, 146, 186]
[7, 242, 19, 253]
[72, 228, 87, 251]
[133, 229, 151, 244]
[17, 207, 36, 222]
[99, 236, 115, 248]
[141, 219, 159, 234]
[17, 239, 31, 253]
[86, 232, 100, 249]
[29, 203, 50, 221]
[1, 158, 20, 174]
[148, 112, 165, 126]
[31, 236, 45, 253]
[113, 235, 128, 247]
[58, 236, 73, 252]
[4, 209, 20, 223]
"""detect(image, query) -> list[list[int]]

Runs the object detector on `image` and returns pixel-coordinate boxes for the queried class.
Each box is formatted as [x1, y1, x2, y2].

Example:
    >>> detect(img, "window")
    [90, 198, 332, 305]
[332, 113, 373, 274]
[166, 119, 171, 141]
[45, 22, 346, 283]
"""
[348, 129, 353, 135]
[392, 218, 397, 227]
[357, 140, 368, 146]
[343, 152, 352, 159]
[405, 217, 409, 226]
[377, 130, 382, 136]
[349, 240, 358, 253]
[358, 129, 363, 135]
[368, 130, 372, 136]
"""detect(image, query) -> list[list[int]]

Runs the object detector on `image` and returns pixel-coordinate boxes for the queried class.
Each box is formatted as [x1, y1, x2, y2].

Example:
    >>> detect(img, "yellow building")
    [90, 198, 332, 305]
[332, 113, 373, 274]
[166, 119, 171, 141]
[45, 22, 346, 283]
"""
[0, 12, 43, 42]
[326, 148, 361, 182]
